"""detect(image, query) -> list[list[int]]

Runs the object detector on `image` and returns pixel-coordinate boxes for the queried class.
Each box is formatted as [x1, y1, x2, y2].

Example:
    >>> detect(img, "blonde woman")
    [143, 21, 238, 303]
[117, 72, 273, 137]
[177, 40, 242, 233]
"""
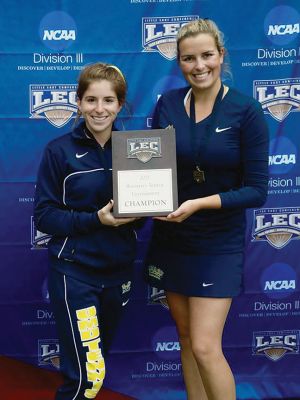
[146, 19, 269, 400]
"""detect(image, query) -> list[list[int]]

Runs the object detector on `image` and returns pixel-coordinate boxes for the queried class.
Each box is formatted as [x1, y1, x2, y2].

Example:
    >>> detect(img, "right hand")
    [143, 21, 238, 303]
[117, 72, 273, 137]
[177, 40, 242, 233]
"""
[98, 200, 138, 227]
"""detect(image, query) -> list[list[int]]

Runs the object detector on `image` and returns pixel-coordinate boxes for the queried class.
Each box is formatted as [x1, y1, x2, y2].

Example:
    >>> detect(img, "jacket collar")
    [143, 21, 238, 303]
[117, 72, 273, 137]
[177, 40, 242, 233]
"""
[71, 121, 116, 148]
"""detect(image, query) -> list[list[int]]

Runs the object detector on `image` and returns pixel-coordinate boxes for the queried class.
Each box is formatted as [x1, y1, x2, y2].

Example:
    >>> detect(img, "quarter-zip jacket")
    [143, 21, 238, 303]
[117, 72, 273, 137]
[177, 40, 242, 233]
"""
[150, 87, 269, 254]
[34, 122, 137, 286]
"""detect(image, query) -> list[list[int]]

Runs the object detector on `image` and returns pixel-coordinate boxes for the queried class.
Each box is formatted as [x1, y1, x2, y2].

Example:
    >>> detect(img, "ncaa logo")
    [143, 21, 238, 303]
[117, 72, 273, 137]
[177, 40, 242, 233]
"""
[30, 84, 78, 128]
[264, 6, 300, 45]
[127, 137, 161, 163]
[152, 326, 180, 360]
[253, 207, 300, 249]
[39, 11, 77, 51]
[253, 330, 299, 361]
[269, 136, 297, 175]
[260, 262, 297, 299]
[142, 15, 198, 60]
[254, 78, 300, 122]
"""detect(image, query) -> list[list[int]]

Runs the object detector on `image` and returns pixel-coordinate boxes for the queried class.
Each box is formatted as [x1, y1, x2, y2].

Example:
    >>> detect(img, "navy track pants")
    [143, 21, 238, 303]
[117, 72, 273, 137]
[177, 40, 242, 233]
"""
[48, 268, 132, 400]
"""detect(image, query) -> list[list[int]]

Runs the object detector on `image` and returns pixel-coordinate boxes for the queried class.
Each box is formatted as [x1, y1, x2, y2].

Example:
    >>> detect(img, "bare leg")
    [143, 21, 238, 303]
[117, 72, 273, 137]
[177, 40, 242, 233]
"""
[166, 292, 208, 400]
[189, 297, 236, 400]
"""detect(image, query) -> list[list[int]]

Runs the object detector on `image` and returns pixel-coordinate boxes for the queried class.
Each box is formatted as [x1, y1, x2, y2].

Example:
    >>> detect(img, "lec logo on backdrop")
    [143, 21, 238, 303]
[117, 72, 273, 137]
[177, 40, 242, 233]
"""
[254, 78, 300, 122]
[142, 15, 198, 60]
[29, 84, 78, 128]
[252, 207, 300, 249]
[253, 330, 299, 361]
[38, 339, 60, 369]
[31, 217, 51, 249]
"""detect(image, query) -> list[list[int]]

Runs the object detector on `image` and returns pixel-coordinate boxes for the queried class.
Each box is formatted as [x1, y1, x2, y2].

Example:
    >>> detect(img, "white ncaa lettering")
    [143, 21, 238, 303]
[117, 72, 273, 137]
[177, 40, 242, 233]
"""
[268, 24, 300, 36]
[264, 280, 296, 290]
[156, 342, 180, 351]
[269, 154, 296, 165]
[43, 30, 76, 41]
[215, 127, 232, 133]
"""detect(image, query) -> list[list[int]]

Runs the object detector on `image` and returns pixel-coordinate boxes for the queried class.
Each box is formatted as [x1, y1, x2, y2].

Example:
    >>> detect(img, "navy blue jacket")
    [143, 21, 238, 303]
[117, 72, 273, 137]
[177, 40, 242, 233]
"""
[150, 87, 269, 254]
[34, 122, 137, 285]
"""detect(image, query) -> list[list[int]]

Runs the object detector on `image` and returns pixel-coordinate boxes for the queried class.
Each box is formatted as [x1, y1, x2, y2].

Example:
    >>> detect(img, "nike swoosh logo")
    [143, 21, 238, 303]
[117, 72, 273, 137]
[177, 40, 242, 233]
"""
[215, 127, 231, 133]
[202, 283, 214, 287]
[76, 152, 88, 158]
[122, 299, 129, 307]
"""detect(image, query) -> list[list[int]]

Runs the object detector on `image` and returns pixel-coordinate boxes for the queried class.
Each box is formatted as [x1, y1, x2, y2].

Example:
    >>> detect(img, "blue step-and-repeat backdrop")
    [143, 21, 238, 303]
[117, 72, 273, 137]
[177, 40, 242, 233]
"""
[0, 0, 300, 399]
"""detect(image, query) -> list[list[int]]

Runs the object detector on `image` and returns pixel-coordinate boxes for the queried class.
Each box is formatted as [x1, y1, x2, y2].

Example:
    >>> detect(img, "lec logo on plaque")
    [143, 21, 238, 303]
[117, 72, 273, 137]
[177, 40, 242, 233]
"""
[127, 137, 162, 163]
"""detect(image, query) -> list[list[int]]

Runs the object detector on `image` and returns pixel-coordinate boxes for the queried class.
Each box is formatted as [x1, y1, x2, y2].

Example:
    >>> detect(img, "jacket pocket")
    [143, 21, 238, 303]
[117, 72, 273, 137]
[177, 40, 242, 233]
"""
[71, 228, 136, 269]
[49, 236, 76, 262]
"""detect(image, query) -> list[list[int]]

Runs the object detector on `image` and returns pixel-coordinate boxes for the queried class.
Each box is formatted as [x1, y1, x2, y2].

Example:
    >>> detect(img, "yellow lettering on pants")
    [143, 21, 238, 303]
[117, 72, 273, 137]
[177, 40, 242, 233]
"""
[83, 339, 105, 399]
[76, 306, 99, 341]
[76, 307, 105, 399]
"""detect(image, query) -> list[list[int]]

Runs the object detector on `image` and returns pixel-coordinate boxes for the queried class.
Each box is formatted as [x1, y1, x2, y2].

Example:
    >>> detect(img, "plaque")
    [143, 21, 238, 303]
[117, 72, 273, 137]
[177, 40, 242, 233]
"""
[112, 128, 178, 217]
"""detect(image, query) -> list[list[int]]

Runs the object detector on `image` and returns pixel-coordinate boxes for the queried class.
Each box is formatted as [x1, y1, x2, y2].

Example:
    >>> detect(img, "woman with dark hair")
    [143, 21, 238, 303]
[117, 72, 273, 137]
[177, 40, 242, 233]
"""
[34, 62, 139, 400]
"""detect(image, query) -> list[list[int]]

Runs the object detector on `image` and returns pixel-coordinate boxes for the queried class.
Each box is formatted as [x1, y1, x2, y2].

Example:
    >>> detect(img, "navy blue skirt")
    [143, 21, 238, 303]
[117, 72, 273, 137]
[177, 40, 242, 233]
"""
[145, 248, 244, 298]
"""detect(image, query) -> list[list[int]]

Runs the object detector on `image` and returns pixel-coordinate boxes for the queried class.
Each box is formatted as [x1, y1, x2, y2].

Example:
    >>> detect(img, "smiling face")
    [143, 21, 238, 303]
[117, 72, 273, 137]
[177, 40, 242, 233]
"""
[77, 79, 122, 141]
[178, 33, 224, 94]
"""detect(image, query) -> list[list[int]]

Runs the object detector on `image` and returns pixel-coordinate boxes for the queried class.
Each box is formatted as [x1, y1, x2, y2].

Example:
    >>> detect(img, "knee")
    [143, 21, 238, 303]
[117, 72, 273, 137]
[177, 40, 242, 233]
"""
[176, 325, 192, 351]
[191, 339, 220, 366]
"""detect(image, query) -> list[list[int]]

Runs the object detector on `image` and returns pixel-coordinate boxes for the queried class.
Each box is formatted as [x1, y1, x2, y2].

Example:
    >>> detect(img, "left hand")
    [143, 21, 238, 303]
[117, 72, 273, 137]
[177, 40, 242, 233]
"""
[154, 199, 198, 223]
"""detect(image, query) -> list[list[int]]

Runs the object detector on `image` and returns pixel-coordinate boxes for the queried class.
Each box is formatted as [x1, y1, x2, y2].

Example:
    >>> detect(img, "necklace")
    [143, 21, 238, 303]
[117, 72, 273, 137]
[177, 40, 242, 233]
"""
[190, 84, 224, 184]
